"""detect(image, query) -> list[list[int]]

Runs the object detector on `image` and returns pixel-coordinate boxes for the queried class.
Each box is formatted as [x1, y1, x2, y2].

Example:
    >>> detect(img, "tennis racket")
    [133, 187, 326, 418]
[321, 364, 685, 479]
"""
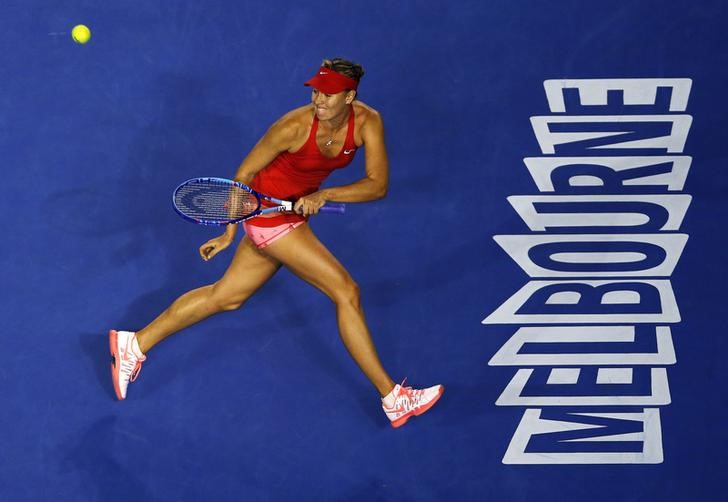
[173, 177, 346, 226]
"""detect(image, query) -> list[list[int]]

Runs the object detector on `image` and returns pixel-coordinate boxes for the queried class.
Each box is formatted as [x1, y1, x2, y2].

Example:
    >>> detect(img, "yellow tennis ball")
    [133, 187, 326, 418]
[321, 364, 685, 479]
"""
[72, 25, 91, 44]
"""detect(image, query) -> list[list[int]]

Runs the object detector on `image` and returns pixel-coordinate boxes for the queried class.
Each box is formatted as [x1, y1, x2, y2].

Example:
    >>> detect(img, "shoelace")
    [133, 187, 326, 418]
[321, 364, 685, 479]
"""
[130, 361, 143, 382]
[121, 335, 145, 383]
[392, 379, 427, 412]
[120, 355, 144, 382]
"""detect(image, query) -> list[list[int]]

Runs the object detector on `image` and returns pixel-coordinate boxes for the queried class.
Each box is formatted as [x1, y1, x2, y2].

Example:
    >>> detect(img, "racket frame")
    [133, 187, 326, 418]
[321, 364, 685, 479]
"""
[173, 177, 344, 226]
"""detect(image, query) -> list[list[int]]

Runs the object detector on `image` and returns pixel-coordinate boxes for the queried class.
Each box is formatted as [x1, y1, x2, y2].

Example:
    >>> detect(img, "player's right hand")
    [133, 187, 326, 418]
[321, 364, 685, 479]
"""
[199, 234, 233, 261]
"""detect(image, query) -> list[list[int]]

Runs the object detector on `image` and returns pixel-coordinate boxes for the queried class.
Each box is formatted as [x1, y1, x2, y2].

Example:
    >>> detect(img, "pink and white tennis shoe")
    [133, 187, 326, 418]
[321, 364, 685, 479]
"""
[109, 330, 146, 400]
[382, 380, 444, 428]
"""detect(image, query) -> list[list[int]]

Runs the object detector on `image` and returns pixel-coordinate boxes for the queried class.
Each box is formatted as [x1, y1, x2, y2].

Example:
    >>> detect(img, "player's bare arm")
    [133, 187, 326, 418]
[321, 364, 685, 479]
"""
[201, 113, 304, 259]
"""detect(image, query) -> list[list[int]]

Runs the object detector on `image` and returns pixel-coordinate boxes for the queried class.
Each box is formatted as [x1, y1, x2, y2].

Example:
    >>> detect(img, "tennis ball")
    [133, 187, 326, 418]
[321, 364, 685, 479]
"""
[72, 25, 91, 44]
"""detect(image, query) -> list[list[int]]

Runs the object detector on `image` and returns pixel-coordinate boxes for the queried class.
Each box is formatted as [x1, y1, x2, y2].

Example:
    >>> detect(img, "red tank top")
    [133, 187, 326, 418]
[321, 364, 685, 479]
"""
[248, 107, 358, 227]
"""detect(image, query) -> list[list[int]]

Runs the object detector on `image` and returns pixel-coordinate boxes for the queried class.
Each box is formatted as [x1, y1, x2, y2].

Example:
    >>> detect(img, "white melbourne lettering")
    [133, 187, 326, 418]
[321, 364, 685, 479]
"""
[502, 408, 664, 464]
[484, 78, 693, 464]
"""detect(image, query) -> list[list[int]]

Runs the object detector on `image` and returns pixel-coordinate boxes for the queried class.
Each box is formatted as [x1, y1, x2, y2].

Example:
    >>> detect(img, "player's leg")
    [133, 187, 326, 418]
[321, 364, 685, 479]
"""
[262, 224, 444, 427]
[262, 223, 396, 397]
[110, 237, 280, 400]
[136, 236, 282, 352]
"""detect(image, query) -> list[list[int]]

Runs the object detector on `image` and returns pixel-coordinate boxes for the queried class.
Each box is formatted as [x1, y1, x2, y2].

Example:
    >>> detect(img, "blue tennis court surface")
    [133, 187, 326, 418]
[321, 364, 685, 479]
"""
[2, 1, 727, 500]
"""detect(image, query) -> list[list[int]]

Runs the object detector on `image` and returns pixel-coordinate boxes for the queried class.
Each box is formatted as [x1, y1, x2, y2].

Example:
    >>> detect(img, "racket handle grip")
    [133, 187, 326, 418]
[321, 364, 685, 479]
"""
[320, 202, 346, 214]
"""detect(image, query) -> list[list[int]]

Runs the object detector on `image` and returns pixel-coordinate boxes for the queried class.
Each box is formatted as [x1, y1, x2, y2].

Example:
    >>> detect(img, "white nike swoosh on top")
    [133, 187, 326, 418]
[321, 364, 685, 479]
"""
[344, 149, 356, 154]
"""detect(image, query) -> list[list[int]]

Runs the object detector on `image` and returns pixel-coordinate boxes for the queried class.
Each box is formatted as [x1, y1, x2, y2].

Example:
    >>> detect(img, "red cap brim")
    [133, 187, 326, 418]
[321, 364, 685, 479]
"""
[304, 67, 357, 94]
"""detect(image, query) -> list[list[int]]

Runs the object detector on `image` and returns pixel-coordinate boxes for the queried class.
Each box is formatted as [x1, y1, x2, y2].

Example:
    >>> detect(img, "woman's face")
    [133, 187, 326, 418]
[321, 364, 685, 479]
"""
[311, 89, 353, 120]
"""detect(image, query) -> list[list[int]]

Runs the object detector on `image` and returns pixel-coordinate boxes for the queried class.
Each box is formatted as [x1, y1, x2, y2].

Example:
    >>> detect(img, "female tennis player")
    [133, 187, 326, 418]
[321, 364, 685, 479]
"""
[109, 58, 443, 428]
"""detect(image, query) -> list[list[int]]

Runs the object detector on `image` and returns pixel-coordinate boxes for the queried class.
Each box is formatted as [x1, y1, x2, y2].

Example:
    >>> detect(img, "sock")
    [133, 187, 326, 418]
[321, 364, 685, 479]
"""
[382, 385, 399, 408]
[128, 333, 146, 359]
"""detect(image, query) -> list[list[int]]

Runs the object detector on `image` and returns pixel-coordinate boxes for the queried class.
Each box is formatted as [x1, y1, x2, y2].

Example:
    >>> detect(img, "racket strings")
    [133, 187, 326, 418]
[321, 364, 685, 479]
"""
[174, 183, 260, 222]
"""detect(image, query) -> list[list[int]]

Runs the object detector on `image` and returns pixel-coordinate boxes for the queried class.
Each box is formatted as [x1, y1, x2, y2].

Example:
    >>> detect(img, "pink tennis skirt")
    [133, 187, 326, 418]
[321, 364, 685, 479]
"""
[242, 220, 305, 249]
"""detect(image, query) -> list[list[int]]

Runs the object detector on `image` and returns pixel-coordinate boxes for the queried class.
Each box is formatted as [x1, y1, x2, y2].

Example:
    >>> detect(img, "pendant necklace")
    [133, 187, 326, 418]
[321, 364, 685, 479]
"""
[324, 115, 348, 147]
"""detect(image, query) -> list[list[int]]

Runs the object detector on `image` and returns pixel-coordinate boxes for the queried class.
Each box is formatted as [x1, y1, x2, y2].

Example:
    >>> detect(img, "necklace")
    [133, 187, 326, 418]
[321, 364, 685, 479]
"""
[323, 115, 348, 147]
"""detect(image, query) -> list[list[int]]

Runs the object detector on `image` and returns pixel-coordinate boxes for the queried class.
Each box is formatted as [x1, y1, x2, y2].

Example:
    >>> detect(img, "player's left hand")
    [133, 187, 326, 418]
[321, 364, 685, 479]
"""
[294, 191, 327, 216]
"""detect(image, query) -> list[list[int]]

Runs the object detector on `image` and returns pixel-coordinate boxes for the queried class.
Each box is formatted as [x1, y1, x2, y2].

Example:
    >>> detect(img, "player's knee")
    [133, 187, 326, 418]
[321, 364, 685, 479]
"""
[332, 278, 361, 308]
[218, 297, 246, 312]
[209, 288, 248, 312]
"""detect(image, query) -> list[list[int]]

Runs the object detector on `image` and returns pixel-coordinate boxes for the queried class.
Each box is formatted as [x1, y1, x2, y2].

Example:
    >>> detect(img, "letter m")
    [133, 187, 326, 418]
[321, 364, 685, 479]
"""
[502, 408, 663, 464]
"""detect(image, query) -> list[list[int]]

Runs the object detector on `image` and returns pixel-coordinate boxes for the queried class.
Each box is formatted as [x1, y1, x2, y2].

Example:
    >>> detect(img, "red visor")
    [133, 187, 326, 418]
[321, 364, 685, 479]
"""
[304, 67, 358, 94]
